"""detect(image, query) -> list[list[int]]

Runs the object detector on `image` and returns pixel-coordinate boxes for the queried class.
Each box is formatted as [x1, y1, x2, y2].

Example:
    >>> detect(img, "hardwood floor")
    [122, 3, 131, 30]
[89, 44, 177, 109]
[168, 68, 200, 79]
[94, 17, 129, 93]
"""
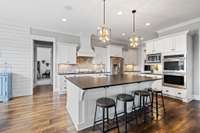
[0, 86, 200, 133]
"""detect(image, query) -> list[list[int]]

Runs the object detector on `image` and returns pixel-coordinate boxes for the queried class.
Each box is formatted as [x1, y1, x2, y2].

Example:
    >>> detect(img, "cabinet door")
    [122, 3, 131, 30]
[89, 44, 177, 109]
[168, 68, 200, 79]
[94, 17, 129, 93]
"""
[123, 50, 129, 64]
[57, 44, 77, 64]
[160, 37, 173, 53]
[146, 41, 155, 54]
[173, 34, 187, 52]
[67, 46, 76, 64]
[154, 40, 164, 53]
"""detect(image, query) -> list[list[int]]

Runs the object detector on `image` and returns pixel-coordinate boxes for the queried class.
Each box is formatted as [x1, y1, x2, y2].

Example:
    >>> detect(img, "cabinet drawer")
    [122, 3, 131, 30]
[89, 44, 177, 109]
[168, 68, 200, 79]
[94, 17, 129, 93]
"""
[162, 87, 176, 97]
[175, 89, 186, 99]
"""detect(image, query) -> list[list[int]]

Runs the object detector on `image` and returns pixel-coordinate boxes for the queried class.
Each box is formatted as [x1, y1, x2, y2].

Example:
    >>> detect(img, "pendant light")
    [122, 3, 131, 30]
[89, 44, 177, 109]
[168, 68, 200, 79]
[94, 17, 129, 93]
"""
[129, 10, 141, 48]
[97, 0, 111, 43]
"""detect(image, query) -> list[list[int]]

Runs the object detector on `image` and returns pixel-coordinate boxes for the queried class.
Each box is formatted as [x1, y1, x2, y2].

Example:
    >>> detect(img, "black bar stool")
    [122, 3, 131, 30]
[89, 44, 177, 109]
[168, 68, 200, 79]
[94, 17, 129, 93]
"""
[147, 88, 166, 119]
[133, 90, 152, 122]
[93, 97, 119, 133]
[140, 90, 152, 122]
[116, 94, 137, 133]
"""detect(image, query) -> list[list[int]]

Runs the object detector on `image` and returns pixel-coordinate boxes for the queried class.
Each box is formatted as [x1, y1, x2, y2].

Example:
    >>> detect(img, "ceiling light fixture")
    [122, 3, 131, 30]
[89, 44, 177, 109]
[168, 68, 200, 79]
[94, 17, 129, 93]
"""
[62, 18, 67, 22]
[97, 0, 111, 43]
[145, 22, 151, 26]
[117, 11, 123, 15]
[129, 10, 142, 48]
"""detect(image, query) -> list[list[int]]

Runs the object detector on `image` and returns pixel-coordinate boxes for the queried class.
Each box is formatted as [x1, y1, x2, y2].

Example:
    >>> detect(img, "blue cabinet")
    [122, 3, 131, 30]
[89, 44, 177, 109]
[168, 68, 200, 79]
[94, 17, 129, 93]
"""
[0, 73, 12, 102]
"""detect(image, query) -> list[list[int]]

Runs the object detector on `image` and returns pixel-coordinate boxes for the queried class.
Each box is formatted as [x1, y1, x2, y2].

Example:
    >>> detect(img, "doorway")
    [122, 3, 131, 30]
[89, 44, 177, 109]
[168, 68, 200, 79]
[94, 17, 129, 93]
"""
[33, 40, 53, 88]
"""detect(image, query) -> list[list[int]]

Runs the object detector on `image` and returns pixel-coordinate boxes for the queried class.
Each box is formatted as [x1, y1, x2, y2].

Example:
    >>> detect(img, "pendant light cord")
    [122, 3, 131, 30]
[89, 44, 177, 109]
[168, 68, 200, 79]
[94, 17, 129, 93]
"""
[132, 10, 136, 33]
[103, 0, 106, 25]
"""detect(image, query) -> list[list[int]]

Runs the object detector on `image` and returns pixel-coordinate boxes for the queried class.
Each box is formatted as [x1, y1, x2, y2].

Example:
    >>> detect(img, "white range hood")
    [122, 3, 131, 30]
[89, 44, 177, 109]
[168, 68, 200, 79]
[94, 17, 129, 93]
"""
[77, 33, 95, 57]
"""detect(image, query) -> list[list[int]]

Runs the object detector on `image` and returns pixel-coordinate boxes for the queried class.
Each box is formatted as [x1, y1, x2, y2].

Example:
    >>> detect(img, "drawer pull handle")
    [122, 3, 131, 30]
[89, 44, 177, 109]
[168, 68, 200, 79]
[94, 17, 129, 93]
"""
[166, 90, 169, 92]
[178, 92, 182, 95]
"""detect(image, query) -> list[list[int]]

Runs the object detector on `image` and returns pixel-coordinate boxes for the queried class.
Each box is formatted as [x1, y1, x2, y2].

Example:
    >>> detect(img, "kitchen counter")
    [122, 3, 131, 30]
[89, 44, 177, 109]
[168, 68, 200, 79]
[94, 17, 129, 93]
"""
[66, 74, 162, 131]
[58, 72, 110, 75]
[66, 74, 162, 90]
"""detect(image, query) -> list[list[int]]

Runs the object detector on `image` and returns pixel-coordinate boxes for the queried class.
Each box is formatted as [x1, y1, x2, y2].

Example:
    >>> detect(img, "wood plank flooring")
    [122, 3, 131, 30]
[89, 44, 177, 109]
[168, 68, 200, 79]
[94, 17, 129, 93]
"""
[0, 85, 200, 133]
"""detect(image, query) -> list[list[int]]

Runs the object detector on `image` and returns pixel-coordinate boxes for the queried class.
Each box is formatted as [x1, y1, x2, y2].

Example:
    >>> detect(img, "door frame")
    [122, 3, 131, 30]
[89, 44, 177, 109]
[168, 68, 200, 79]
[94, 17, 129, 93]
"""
[31, 35, 56, 93]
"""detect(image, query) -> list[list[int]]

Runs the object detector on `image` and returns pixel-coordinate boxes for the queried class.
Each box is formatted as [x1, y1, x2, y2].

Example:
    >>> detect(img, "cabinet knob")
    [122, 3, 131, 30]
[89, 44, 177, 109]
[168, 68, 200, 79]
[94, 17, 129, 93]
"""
[166, 90, 169, 92]
[177, 92, 182, 95]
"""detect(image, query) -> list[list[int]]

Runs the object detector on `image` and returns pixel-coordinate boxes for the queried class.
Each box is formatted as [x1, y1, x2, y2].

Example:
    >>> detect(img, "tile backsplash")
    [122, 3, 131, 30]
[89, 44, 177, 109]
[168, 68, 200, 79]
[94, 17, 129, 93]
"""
[58, 57, 106, 74]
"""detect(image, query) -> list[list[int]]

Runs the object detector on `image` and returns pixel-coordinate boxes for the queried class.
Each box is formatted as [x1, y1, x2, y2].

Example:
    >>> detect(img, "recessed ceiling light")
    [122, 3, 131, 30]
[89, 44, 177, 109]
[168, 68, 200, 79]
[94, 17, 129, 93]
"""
[145, 22, 151, 26]
[62, 18, 67, 22]
[117, 11, 123, 15]
[122, 33, 126, 36]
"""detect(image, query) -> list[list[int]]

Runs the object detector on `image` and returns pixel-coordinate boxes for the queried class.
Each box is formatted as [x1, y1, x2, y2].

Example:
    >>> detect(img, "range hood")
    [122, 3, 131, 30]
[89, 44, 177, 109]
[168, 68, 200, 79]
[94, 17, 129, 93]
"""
[77, 33, 95, 57]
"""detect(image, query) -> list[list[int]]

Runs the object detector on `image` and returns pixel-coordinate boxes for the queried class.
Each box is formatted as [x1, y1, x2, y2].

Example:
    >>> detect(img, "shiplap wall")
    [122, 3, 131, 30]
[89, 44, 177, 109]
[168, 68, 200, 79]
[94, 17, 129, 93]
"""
[0, 21, 32, 97]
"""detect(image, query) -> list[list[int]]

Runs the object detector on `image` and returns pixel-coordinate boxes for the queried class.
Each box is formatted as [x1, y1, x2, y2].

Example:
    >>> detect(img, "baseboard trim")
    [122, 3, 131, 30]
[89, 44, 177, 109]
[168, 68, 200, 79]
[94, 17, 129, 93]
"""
[193, 95, 200, 100]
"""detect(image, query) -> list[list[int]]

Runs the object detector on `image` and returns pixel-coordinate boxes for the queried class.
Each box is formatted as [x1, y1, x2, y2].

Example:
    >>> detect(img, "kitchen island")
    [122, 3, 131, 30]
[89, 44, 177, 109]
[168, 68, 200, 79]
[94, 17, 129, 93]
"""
[66, 74, 162, 131]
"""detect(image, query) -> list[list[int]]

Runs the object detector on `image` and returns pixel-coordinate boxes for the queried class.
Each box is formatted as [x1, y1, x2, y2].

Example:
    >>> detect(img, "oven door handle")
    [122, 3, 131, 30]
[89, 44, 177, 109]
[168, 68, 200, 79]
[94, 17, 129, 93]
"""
[163, 72, 186, 76]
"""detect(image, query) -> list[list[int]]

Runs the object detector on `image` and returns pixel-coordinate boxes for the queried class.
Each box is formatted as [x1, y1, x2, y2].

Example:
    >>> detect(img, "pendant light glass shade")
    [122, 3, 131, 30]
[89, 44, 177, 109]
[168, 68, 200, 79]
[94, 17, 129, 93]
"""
[97, 25, 111, 43]
[129, 10, 141, 48]
[97, 0, 111, 43]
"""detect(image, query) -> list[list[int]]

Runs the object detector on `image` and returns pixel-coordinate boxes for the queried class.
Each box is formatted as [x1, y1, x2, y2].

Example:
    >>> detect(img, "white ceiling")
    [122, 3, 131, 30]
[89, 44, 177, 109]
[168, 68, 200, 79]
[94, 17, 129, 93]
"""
[0, 0, 200, 41]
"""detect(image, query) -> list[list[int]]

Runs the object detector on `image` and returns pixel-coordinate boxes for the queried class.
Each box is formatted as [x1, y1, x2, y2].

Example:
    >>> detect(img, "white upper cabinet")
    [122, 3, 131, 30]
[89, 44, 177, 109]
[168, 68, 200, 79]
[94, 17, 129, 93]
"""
[145, 32, 187, 54]
[93, 47, 107, 64]
[123, 49, 138, 65]
[173, 34, 187, 52]
[57, 43, 77, 64]
[146, 40, 155, 54]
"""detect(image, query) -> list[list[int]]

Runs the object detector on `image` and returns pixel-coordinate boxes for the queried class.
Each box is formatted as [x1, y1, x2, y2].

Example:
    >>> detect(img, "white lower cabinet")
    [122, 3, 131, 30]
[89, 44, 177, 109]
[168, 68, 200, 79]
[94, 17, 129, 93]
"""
[162, 86, 186, 100]
[57, 75, 67, 94]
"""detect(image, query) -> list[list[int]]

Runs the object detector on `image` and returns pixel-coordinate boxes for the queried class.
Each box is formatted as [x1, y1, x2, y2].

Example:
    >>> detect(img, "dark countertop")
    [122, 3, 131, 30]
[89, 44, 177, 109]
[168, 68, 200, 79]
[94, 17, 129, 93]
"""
[66, 74, 162, 90]
[140, 73, 162, 76]
[58, 72, 110, 75]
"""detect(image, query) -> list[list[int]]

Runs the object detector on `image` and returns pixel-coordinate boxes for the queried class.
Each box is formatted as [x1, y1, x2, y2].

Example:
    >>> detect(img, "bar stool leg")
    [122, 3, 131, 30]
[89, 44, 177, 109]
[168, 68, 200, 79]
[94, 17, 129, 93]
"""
[106, 108, 109, 124]
[102, 108, 105, 133]
[132, 101, 138, 124]
[151, 92, 154, 119]
[161, 92, 166, 113]
[124, 102, 128, 133]
[93, 105, 97, 130]
[143, 96, 146, 122]
[114, 105, 120, 133]
[156, 93, 159, 120]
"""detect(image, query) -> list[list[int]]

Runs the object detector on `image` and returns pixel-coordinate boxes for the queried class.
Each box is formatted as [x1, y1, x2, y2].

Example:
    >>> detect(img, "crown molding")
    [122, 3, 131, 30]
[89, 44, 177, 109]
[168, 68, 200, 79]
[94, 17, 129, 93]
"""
[157, 17, 200, 34]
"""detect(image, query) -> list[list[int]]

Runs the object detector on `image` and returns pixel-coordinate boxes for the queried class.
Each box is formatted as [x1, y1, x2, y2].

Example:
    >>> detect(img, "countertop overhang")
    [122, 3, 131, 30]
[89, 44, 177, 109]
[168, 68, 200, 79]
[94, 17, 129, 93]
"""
[66, 74, 162, 90]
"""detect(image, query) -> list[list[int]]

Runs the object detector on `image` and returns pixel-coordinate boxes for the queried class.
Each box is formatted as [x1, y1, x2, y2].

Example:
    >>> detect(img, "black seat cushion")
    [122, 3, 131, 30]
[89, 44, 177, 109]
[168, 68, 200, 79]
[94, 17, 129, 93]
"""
[140, 91, 150, 96]
[96, 97, 115, 108]
[134, 90, 142, 95]
[152, 89, 162, 93]
[117, 94, 134, 102]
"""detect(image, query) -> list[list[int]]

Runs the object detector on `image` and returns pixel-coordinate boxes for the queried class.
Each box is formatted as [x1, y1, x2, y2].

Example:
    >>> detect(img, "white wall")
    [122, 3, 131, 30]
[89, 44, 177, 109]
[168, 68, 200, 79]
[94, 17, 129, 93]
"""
[0, 20, 32, 97]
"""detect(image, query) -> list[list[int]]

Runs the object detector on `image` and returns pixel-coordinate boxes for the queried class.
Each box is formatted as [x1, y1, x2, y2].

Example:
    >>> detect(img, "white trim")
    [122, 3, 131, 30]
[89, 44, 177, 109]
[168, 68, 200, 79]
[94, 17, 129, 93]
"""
[30, 26, 80, 37]
[31, 35, 57, 93]
[157, 17, 200, 34]
[193, 95, 200, 101]
[145, 30, 189, 43]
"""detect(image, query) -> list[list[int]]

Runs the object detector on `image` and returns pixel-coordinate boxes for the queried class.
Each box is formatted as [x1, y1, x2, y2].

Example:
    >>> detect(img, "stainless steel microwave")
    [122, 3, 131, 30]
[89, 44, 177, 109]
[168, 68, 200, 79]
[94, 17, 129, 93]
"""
[146, 53, 161, 64]
[163, 54, 185, 73]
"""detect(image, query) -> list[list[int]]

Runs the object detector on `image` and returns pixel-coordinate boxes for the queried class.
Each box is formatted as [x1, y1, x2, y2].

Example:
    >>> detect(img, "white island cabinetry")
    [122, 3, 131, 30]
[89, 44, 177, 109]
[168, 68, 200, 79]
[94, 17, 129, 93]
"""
[66, 75, 159, 131]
